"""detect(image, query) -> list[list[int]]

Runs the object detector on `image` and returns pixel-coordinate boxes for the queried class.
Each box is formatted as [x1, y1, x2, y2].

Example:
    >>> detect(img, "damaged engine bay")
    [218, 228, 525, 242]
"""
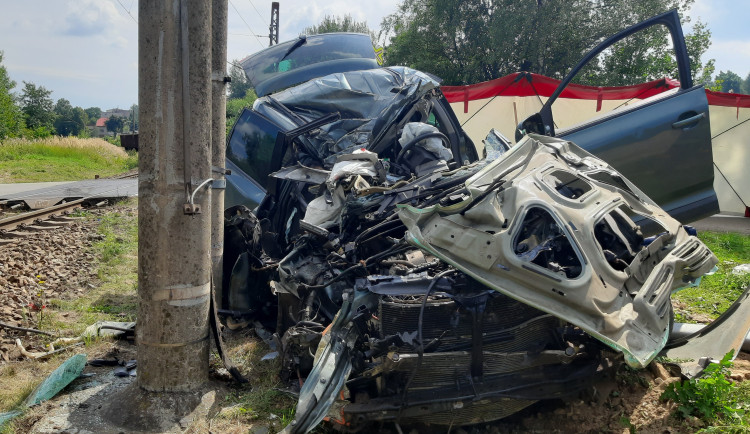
[221, 67, 744, 433]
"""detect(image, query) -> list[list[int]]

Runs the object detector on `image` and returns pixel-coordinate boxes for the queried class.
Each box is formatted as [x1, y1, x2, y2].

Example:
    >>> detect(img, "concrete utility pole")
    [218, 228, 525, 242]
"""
[269, 2, 279, 46]
[211, 0, 228, 309]
[138, 0, 213, 392]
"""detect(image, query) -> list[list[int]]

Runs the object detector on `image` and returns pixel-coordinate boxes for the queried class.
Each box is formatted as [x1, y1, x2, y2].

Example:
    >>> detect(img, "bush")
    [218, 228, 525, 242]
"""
[661, 351, 744, 423]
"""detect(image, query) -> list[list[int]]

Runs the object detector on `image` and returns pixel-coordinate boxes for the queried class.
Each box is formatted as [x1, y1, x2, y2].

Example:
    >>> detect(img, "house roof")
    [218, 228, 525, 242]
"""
[95, 117, 108, 127]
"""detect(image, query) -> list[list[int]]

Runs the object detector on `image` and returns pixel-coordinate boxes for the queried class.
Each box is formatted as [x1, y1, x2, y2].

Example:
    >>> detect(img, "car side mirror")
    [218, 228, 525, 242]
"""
[515, 113, 545, 142]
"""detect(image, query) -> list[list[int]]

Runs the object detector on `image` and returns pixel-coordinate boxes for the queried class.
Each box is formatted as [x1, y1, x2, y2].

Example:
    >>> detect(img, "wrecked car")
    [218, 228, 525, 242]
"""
[220, 11, 750, 434]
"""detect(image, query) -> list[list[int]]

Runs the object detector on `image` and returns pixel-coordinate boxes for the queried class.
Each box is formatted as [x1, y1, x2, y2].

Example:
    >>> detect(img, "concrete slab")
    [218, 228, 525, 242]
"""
[0, 179, 138, 209]
[0, 182, 74, 199]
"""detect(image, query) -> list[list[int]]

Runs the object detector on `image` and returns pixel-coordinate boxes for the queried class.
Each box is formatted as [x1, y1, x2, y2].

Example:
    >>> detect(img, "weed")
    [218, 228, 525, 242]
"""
[661, 351, 744, 424]
[617, 364, 649, 388]
[619, 415, 636, 434]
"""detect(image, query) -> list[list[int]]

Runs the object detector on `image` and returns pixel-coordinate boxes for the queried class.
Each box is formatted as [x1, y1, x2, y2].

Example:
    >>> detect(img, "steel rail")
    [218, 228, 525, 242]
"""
[0, 199, 85, 232]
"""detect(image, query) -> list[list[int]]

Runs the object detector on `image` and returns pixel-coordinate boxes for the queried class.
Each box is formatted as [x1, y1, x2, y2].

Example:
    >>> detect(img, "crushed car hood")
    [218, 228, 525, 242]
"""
[398, 134, 718, 367]
[253, 66, 442, 166]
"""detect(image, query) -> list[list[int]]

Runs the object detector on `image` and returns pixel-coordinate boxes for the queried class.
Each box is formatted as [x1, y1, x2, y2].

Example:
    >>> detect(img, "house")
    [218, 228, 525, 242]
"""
[93, 117, 109, 137]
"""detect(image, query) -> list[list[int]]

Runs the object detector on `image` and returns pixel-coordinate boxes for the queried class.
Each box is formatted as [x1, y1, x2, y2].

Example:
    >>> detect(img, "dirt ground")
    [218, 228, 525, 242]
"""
[1, 203, 749, 433]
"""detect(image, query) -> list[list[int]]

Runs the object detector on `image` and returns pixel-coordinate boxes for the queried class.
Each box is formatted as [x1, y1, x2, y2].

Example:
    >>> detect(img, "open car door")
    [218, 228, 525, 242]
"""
[517, 10, 717, 224]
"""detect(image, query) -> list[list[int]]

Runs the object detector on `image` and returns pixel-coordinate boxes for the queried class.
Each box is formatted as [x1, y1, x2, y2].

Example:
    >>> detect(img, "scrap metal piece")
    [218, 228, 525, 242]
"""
[661, 285, 750, 378]
[270, 164, 330, 185]
[284, 289, 378, 434]
[398, 135, 718, 368]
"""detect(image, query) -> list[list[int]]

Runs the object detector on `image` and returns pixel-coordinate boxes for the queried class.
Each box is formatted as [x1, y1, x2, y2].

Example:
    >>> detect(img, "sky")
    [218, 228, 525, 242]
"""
[0, 0, 747, 111]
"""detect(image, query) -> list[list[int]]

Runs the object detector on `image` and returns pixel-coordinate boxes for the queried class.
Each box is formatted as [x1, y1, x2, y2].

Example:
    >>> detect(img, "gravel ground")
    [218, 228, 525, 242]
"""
[0, 210, 107, 362]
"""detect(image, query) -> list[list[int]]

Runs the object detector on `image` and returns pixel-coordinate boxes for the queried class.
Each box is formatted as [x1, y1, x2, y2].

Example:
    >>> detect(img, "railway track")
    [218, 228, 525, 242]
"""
[0, 199, 90, 247]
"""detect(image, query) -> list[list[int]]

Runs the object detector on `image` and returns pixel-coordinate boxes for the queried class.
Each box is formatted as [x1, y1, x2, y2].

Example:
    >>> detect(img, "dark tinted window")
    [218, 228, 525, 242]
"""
[241, 34, 376, 91]
[226, 109, 280, 189]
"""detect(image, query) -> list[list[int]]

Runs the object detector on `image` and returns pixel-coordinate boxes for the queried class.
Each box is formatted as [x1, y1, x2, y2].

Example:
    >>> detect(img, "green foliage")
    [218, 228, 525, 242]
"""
[53, 98, 88, 136]
[24, 125, 53, 139]
[381, 0, 713, 87]
[743, 72, 750, 94]
[102, 135, 120, 146]
[20, 81, 55, 132]
[661, 351, 744, 423]
[104, 115, 124, 136]
[578, 2, 714, 87]
[226, 88, 257, 135]
[228, 61, 252, 100]
[84, 107, 102, 123]
[674, 231, 750, 321]
[128, 104, 138, 132]
[714, 70, 743, 93]
[0, 51, 23, 140]
[304, 14, 376, 41]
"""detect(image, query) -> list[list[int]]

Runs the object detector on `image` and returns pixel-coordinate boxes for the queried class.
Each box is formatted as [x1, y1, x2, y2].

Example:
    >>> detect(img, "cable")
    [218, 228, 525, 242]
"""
[711, 115, 750, 141]
[713, 162, 748, 208]
[245, 0, 266, 23]
[399, 269, 458, 406]
[229, 0, 265, 49]
[710, 116, 750, 208]
[115, 0, 137, 24]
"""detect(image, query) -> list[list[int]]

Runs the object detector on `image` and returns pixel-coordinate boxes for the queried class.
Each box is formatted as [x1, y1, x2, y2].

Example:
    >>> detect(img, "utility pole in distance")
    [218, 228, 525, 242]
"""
[211, 0, 228, 314]
[137, 0, 212, 392]
[269, 2, 279, 46]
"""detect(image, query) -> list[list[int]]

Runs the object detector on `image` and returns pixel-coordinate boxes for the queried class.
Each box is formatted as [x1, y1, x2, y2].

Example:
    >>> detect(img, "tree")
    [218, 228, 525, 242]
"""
[575, 0, 714, 86]
[381, 0, 713, 87]
[714, 70, 743, 93]
[53, 99, 88, 136]
[742, 72, 750, 94]
[105, 115, 125, 136]
[71, 107, 88, 136]
[20, 81, 55, 134]
[304, 14, 376, 41]
[228, 61, 252, 100]
[226, 88, 257, 134]
[0, 51, 23, 139]
[128, 103, 139, 132]
[84, 107, 102, 124]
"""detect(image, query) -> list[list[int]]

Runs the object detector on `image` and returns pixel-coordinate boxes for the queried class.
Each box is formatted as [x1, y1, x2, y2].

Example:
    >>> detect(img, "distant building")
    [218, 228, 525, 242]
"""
[103, 108, 131, 119]
[93, 117, 109, 137]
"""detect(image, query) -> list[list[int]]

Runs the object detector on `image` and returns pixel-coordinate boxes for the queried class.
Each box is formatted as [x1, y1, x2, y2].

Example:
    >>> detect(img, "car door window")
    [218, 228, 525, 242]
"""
[517, 10, 717, 223]
[226, 108, 280, 190]
[550, 30, 681, 133]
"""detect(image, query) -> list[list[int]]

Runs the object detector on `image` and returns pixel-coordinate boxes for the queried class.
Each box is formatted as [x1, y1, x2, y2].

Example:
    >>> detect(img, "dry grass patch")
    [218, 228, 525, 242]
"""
[0, 137, 137, 182]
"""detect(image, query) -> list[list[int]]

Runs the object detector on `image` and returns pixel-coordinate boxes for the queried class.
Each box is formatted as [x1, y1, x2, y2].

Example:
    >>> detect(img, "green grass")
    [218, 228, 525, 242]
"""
[216, 339, 296, 423]
[0, 137, 137, 183]
[48, 199, 139, 335]
[674, 231, 750, 321]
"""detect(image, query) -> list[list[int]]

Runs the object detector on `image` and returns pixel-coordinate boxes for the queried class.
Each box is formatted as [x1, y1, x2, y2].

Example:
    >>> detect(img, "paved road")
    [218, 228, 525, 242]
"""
[691, 215, 750, 235]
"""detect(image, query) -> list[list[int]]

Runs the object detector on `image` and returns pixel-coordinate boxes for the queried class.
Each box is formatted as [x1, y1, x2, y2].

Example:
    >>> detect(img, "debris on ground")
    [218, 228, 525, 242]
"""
[0, 353, 86, 427]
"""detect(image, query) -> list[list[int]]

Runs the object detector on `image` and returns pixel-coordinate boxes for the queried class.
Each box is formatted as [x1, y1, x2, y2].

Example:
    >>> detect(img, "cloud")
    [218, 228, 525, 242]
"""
[708, 40, 750, 74]
[61, 0, 123, 37]
[6, 63, 102, 82]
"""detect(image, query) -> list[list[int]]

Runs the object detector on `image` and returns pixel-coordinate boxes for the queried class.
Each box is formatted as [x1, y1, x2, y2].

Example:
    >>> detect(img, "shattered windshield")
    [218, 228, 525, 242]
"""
[240, 33, 379, 96]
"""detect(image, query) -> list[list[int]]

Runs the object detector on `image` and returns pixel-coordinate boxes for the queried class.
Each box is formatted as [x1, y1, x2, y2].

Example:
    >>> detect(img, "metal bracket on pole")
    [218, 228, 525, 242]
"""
[211, 72, 231, 84]
[211, 166, 231, 175]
